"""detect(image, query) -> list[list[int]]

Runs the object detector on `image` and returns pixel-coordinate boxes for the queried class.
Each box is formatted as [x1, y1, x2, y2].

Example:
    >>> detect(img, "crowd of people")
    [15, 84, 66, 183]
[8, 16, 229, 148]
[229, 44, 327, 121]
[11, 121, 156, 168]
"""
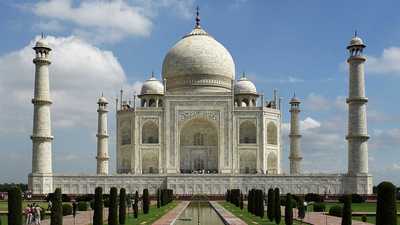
[24, 203, 43, 225]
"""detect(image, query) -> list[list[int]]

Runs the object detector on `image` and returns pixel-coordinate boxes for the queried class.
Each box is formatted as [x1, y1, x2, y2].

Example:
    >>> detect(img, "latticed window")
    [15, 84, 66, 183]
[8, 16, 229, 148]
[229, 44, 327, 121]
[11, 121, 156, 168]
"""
[194, 133, 204, 145]
[239, 121, 257, 144]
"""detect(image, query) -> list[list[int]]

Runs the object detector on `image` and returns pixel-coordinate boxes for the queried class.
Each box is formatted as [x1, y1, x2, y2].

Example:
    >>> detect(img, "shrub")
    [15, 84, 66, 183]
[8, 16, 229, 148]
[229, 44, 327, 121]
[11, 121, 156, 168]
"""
[339, 194, 365, 203]
[157, 189, 161, 208]
[305, 193, 324, 203]
[93, 187, 103, 225]
[342, 194, 352, 225]
[313, 203, 326, 212]
[376, 181, 397, 225]
[108, 187, 118, 225]
[51, 188, 63, 225]
[361, 215, 367, 222]
[62, 194, 71, 202]
[62, 204, 73, 216]
[239, 193, 244, 210]
[90, 200, 95, 210]
[274, 188, 281, 224]
[143, 189, 150, 214]
[328, 205, 343, 217]
[8, 187, 22, 225]
[77, 201, 89, 211]
[284, 193, 293, 225]
[267, 188, 275, 222]
[119, 188, 126, 225]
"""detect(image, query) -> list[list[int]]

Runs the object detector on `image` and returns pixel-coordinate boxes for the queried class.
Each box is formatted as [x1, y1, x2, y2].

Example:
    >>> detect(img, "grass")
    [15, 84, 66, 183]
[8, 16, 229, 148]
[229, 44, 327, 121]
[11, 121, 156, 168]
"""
[220, 202, 307, 225]
[0, 201, 49, 211]
[352, 215, 400, 225]
[105, 201, 178, 225]
[312, 202, 400, 213]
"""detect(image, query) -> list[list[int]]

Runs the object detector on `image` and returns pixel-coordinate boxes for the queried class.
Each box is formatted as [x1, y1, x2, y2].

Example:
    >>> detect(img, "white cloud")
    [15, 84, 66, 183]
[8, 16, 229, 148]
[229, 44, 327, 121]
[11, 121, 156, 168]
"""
[28, 0, 195, 43]
[303, 93, 331, 111]
[367, 47, 400, 75]
[0, 35, 140, 134]
[300, 117, 321, 130]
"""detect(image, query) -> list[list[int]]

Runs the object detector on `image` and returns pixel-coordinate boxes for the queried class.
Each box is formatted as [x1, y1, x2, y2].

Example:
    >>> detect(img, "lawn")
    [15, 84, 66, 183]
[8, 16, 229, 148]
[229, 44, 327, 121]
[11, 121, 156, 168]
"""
[352, 215, 400, 225]
[314, 202, 400, 213]
[105, 201, 178, 225]
[220, 202, 308, 225]
[0, 200, 49, 211]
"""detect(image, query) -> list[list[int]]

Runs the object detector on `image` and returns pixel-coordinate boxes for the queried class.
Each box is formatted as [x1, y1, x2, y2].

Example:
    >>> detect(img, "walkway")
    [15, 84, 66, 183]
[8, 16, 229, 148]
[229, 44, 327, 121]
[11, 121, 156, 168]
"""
[210, 201, 247, 225]
[153, 201, 190, 225]
[41, 209, 108, 225]
[293, 209, 373, 225]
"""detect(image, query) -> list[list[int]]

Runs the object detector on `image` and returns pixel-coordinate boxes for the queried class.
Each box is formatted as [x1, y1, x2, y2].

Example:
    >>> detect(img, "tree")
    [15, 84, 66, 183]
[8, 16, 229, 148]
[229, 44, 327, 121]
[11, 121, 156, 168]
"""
[267, 188, 275, 222]
[376, 181, 397, 225]
[274, 188, 281, 224]
[157, 189, 161, 208]
[93, 187, 103, 225]
[119, 188, 126, 225]
[142, 189, 150, 214]
[133, 191, 139, 218]
[247, 190, 251, 213]
[108, 187, 118, 225]
[284, 193, 293, 225]
[297, 196, 305, 220]
[8, 187, 22, 225]
[255, 190, 264, 218]
[341, 194, 352, 225]
[50, 188, 62, 225]
[239, 192, 244, 210]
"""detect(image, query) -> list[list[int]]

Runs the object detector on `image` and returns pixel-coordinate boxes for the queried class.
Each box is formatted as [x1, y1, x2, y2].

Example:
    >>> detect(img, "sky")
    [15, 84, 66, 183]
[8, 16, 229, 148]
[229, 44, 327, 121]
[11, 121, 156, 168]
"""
[0, 0, 399, 185]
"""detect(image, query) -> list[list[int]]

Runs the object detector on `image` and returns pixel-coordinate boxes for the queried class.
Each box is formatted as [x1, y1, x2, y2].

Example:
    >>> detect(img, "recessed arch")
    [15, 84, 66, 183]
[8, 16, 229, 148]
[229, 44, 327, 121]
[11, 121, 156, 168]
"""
[239, 151, 257, 174]
[267, 152, 278, 174]
[267, 122, 278, 145]
[120, 120, 131, 145]
[239, 121, 256, 144]
[142, 121, 159, 144]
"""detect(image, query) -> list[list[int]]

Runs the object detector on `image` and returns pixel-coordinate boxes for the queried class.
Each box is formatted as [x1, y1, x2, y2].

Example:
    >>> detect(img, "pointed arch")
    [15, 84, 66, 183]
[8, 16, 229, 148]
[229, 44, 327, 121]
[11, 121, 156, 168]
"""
[267, 122, 278, 145]
[142, 121, 159, 144]
[267, 152, 278, 174]
[239, 121, 256, 144]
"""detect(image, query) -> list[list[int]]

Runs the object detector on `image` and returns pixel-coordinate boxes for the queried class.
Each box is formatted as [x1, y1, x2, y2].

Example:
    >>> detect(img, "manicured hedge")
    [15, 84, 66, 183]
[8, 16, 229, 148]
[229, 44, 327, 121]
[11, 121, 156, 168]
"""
[341, 194, 352, 225]
[142, 189, 150, 214]
[108, 187, 118, 225]
[284, 193, 293, 225]
[62, 204, 73, 216]
[274, 188, 281, 224]
[376, 181, 397, 225]
[51, 188, 63, 225]
[305, 193, 324, 203]
[313, 203, 326, 212]
[93, 187, 103, 225]
[328, 205, 342, 217]
[8, 187, 22, 225]
[267, 188, 275, 222]
[77, 201, 89, 211]
[119, 188, 126, 225]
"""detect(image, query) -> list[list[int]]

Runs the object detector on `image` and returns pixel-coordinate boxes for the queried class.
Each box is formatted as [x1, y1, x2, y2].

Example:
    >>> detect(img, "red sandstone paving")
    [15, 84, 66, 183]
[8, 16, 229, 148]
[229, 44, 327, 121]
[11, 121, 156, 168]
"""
[152, 201, 190, 225]
[40, 209, 108, 225]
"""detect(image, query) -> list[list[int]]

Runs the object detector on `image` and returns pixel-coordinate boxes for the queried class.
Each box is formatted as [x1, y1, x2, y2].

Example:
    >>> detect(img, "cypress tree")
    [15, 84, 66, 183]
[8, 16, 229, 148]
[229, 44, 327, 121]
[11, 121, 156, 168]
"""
[142, 189, 149, 214]
[247, 190, 251, 212]
[50, 188, 62, 225]
[119, 188, 126, 225]
[297, 196, 305, 220]
[93, 187, 103, 225]
[259, 190, 265, 218]
[133, 191, 139, 218]
[341, 194, 352, 225]
[284, 193, 293, 225]
[376, 181, 397, 225]
[239, 192, 244, 210]
[157, 189, 161, 208]
[267, 188, 275, 222]
[108, 187, 118, 225]
[8, 187, 22, 225]
[274, 188, 281, 224]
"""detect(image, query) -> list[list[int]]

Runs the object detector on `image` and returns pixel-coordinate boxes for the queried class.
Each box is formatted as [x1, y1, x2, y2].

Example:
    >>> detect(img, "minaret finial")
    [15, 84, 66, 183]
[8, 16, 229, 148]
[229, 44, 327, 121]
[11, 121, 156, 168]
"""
[41, 32, 44, 39]
[195, 6, 200, 28]
[354, 30, 358, 37]
[151, 70, 155, 78]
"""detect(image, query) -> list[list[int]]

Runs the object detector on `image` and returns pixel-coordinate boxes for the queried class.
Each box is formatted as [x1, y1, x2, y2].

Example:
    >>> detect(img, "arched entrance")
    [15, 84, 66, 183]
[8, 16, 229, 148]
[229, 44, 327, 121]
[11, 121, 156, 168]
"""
[179, 119, 218, 173]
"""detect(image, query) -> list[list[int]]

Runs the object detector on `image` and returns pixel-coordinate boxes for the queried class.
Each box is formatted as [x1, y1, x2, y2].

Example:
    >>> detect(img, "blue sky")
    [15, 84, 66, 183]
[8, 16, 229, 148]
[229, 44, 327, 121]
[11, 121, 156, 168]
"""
[0, 0, 399, 185]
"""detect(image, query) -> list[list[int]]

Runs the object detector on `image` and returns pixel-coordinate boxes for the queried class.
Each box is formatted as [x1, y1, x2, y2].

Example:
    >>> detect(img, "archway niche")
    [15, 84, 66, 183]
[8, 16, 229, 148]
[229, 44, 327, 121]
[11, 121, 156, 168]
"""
[179, 118, 218, 173]
[142, 150, 158, 174]
[267, 122, 278, 145]
[239, 121, 256, 144]
[267, 152, 278, 174]
[142, 121, 159, 144]
[239, 150, 257, 174]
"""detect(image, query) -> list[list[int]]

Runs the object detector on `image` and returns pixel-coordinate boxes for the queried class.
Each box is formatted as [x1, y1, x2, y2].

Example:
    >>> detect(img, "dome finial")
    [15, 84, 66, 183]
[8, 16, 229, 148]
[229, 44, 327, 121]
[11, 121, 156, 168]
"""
[354, 30, 358, 37]
[41, 32, 44, 39]
[195, 6, 201, 28]
[151, 70, 155, 78]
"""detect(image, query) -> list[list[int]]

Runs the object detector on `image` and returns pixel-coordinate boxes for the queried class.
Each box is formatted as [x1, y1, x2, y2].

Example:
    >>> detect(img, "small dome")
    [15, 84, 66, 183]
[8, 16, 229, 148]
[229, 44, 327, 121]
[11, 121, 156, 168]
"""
[140, 76, 164, 95]
[347, 36, 366, 49]
[98, 96, 108, 104]
[290, 96, 300, 103]
[34, 38, 51, 49]
[234, 76, 257, 95]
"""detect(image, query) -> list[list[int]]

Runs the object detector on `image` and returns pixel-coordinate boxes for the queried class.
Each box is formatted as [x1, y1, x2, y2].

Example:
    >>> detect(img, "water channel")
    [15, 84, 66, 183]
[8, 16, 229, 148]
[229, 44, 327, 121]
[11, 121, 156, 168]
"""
[174, 201, 225, 225]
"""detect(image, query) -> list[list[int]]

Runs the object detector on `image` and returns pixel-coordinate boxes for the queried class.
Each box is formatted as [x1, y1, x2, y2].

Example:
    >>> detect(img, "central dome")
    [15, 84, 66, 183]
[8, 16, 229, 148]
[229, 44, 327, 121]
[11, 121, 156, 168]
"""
[162, 26, 235, 93]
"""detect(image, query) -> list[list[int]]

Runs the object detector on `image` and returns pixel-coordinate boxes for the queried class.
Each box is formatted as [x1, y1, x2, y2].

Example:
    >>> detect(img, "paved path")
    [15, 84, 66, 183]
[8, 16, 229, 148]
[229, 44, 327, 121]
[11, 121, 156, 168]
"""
[293, 209, 373, 225]
[153, 201, 190, 225]
[41, 209, 108, 225]
[210, 201, 247, 225]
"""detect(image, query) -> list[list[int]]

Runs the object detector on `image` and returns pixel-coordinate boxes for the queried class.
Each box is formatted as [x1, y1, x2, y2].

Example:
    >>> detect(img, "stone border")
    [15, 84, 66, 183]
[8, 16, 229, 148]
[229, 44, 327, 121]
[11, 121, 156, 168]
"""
[153, 201, 190, 225]
[209, 201, 247, 225]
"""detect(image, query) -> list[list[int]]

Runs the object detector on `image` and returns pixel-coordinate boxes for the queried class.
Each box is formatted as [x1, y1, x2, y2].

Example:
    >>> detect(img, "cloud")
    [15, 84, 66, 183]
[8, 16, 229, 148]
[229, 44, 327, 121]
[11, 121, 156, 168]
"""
[28, 0, 195, 43]
[0, 35, 141, 134]
[367, 47, 400, 75]
[303, 93, 346, 112]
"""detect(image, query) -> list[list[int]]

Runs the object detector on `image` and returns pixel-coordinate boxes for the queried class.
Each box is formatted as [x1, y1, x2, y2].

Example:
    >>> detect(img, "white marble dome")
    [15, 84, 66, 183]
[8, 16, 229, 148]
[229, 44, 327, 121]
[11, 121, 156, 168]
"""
[98, 96, 108, 104]
[34, 38, 50, 49]
[349, 36, 365, 46]
[140, 76, 164, 95]
[234, 76, 257, 95]
[162, 26, 235, 92]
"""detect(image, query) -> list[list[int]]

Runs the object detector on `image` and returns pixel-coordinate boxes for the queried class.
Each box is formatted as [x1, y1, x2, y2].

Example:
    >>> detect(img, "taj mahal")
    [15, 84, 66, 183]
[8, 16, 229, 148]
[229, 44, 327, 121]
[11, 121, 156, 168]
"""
[28, 11, 372, 195]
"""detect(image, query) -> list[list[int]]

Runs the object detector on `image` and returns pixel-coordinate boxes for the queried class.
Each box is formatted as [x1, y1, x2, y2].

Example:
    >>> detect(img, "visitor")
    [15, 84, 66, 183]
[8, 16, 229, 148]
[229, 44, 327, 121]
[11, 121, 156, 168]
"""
[34, 204, 41, 225]
[25, 204, 32, 225]
[47, 200, 52, 211]
[72, 200, 78, 218]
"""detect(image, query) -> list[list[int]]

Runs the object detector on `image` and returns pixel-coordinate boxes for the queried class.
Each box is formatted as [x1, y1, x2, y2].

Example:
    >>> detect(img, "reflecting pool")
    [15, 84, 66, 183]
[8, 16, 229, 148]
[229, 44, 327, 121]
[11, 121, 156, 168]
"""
[174, 202, 225, 225]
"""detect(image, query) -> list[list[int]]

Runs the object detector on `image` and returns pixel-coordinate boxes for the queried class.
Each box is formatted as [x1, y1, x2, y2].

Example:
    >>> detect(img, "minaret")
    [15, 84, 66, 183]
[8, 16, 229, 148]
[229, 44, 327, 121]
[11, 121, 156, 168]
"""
[96, 95, 109, 175]
[31, 36, 53, 175]
[289, 95, 302, 175]
[346, 33, 369, 175]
